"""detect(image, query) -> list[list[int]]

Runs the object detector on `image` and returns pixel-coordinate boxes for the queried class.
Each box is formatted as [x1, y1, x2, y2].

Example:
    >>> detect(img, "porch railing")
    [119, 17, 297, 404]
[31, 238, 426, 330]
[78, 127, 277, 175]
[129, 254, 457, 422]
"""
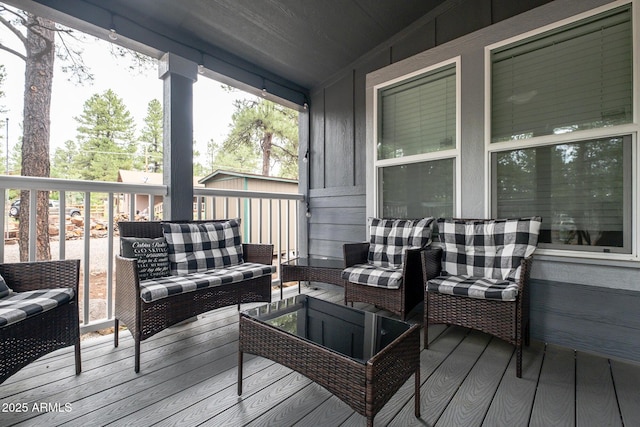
[0, 175, 304, 334]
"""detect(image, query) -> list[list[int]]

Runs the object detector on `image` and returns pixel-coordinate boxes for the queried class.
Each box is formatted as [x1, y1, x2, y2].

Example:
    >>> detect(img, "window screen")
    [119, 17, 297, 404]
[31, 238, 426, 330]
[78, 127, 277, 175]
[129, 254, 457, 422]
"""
[491, 5, 632, 142]
[378, 64, 456, 159]
[493, 136, 631, 253]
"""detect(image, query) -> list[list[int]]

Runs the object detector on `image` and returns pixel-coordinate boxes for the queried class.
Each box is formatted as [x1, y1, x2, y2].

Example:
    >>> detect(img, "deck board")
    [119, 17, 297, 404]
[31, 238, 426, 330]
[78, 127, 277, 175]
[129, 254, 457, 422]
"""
[576, 352, 622, 427]
[482, 340, 545, 426]
[530, 344, 576, 427]
[1, 285, 639, 427]
[437, 338, 514, 426]
[611, 358, 640, 426]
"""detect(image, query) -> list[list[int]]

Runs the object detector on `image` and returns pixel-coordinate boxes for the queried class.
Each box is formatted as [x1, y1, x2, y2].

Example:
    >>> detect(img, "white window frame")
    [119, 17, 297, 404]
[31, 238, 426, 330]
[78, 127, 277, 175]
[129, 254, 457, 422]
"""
[484, 0, 640, 261]
[372, 57, 462, 219]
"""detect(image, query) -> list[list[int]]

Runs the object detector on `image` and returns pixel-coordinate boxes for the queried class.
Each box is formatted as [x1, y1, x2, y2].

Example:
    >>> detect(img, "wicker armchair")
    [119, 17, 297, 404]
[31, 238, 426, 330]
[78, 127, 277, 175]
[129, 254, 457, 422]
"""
[0, 260, 81, 384]
[423, 217, 541, 378]
[342, 218, 437, 320]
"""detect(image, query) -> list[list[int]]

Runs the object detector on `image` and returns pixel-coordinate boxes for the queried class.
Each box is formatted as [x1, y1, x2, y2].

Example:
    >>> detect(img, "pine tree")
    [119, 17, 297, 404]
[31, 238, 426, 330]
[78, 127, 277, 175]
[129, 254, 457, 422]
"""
[224, 98, 298, 178]
[139, 98, 163, 172]
[51, 140, 80, 179]
[74, 89, 136, 181]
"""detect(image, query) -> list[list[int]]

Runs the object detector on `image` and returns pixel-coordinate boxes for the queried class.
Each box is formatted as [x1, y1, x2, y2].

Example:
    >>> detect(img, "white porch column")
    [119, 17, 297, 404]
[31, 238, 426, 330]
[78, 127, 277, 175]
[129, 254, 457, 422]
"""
[159, 52, 198, 220]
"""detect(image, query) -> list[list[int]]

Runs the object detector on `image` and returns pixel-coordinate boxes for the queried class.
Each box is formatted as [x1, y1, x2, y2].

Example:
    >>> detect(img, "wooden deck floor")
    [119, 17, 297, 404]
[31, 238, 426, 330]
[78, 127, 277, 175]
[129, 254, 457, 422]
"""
[1, 285, 639, 427]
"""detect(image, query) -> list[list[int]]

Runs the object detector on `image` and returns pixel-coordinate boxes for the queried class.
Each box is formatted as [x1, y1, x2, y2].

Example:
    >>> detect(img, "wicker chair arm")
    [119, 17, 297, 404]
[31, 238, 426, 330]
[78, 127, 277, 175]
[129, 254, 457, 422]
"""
[115, 255, 142, 298]
[518, 256, 534, 288]
[343, 242, 369, 267]
[421, 247, 443, 283]
[243, 244, 274, 265]
[0, 259, 80, 293]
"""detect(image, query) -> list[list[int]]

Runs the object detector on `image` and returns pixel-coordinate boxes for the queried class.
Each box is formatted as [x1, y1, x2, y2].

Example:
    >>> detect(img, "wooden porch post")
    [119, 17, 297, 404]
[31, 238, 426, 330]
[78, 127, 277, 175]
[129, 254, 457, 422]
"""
[159, 52, 198, 220]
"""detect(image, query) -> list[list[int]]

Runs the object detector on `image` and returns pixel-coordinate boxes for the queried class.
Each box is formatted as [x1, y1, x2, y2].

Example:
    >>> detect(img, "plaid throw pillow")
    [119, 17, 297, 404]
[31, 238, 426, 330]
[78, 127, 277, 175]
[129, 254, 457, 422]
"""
[162, 219, 244, 275]
[367, 217, 434, 269]
[438, 217, 541, 281]
[0, 273, 11, 299]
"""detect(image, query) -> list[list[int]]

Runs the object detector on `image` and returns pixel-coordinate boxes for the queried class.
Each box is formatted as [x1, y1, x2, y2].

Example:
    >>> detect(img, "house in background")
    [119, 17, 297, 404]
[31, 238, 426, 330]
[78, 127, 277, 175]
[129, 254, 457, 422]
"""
[117, 170, 203, 219]
[199, 170, 298, 253]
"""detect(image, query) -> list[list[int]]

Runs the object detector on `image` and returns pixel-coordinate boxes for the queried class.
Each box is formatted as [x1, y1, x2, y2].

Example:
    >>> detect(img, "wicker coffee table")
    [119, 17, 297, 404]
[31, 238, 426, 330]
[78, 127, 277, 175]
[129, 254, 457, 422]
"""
[238, 295, 421, 426]
[280, 257, 346, 299]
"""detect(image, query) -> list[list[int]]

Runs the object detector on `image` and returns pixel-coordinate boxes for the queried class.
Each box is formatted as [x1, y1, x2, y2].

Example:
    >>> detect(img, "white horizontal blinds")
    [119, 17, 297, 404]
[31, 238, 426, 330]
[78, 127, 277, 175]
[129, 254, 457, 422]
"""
[494, 136, 630, 252]
[379, 64, 456, 159]
[379, 159, 455, 219]
[491, 6, 632, 142]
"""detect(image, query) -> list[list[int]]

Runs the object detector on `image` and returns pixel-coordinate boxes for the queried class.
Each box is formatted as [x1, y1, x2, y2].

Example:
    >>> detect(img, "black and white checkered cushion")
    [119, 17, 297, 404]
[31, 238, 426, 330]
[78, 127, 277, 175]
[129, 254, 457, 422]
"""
[139, 262, 275, 302]
[342, 263, 403, 289]
[427, 275, 519, 301]
[437, 217, 541, 281]
[0, 273, 11, 299]
[428, 217, 541, 301]
[162, 220, 244, 275]
[367, 217, 434, 269]
[0, 288, 74, 328]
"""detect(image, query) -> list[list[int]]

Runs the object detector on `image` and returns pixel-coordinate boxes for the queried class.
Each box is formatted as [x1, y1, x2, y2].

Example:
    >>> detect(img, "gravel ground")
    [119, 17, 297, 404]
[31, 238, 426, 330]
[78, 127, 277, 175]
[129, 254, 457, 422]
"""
[3, 236, 119, 273]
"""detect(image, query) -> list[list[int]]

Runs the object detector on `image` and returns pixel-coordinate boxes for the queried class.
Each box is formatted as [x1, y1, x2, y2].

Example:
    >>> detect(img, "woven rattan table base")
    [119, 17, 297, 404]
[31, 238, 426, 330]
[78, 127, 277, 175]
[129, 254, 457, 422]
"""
[238, 306, 421, 426]
[280, 258, 346, 299]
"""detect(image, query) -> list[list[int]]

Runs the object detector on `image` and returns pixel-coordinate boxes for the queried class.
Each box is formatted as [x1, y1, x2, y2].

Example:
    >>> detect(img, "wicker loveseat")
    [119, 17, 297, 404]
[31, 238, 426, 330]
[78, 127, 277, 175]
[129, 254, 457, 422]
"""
[115, 219, 275, 372]
[423, 217, 541, 377]
[0, 259, 81, 384]
[342, 217, 440, 320]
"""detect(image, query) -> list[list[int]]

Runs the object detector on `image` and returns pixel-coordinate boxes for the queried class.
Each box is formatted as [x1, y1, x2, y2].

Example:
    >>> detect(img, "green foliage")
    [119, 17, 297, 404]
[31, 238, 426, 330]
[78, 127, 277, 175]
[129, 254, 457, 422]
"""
[223, 98, 298, 178]
[51, 140, 81, 179]
[139, 98, 163, 172]
[73, 89, 136, 181]
[207, 138, 258, 174]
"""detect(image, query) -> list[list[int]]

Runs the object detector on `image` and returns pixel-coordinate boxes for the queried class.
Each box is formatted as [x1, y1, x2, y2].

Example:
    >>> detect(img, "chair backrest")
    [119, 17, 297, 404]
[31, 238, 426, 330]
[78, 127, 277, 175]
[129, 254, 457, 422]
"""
[437, 217, 541, 280]
[367, 217, 435, 269]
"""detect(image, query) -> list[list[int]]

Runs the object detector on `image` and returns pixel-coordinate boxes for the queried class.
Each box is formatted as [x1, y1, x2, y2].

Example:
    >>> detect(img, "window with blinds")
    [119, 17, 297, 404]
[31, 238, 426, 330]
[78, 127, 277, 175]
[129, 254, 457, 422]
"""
[491, 5, 632, 143]
[378, 64, 456, 159]
[493, 136, 631, 253]
[379, 159, 455, 219]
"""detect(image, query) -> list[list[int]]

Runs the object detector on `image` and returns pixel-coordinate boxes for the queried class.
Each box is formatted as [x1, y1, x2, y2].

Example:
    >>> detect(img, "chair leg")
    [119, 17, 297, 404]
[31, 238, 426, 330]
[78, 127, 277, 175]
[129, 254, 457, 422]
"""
[516, 344, 523, 378]
[134, 339, 141, 373]
[423, 320, 429, 349]
[114, 318, 119, 348]
[75, 340, 82, 375]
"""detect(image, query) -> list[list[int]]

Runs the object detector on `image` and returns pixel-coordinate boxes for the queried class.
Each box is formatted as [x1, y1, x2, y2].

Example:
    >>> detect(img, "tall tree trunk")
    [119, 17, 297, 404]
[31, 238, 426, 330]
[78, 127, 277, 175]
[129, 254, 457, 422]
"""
[261, 132, 272, 176]
[18, 14, 54, 261]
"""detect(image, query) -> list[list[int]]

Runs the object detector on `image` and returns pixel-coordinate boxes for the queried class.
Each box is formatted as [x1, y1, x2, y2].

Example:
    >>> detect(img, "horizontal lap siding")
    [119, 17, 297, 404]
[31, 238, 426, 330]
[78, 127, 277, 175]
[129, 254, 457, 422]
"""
[530, 279, 640, 363]
[308, 192, 366, 258]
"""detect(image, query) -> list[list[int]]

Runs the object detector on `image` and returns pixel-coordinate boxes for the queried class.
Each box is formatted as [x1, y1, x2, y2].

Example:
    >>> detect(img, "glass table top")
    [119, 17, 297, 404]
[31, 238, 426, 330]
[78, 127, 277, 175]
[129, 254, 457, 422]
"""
[280, 257, 344, 269]
[242, 295, 412, 363]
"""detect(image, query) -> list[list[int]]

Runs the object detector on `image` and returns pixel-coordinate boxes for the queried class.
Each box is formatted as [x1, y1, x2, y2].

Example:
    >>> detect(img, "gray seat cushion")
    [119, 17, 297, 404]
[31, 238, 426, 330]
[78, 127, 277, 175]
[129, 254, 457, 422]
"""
[139, 262, 276, 303]
[342, 263, 403, 289]
[0, 288, 75, 328]
[428, 275, 519, 301]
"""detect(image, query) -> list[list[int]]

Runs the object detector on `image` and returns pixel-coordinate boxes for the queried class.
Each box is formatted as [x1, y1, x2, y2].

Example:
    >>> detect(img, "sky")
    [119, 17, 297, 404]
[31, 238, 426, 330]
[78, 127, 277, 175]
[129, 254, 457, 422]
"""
[0, 19, 255, 168]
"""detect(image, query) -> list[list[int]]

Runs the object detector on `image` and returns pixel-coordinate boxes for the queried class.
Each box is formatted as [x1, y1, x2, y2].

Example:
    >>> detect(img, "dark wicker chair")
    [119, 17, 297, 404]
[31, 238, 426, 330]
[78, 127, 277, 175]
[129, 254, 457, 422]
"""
[0, 259, 81, 384]
[423, 217, 541, 378]
[115, 220, 274, 372]
[342, 218, 437, 320]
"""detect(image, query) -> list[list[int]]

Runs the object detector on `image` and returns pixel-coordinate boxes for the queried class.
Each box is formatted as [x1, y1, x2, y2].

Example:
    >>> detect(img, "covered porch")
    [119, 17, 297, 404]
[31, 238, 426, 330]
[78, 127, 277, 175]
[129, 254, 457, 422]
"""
[1, 0, 640, 425]
[2, 285, 639, 427]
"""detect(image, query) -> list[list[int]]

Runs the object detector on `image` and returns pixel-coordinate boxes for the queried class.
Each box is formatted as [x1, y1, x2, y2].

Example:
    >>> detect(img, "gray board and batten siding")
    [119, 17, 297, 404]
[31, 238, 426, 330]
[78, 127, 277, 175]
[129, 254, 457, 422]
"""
[304, 0, 640, 364]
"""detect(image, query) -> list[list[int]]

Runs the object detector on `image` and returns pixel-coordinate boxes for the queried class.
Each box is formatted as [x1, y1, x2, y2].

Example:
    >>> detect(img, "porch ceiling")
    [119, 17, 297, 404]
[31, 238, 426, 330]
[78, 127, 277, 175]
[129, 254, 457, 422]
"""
[26, 0, 446, 92]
